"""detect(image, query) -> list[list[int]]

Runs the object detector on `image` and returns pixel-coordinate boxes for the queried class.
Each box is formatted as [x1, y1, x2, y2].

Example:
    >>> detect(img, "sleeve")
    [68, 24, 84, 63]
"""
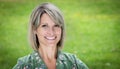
[73, 55, 89, 69]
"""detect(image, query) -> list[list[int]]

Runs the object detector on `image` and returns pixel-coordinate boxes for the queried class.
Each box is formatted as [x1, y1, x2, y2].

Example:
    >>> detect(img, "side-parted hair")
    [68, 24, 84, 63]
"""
[29, 2, 65, 51]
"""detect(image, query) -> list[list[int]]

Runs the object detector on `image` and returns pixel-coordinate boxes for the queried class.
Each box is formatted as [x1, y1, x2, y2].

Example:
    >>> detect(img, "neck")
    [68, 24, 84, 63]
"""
[38, 45, 57, 61]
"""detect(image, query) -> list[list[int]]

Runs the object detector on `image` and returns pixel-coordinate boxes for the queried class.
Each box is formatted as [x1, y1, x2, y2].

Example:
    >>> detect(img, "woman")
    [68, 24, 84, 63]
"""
[13, 2, 88, 69]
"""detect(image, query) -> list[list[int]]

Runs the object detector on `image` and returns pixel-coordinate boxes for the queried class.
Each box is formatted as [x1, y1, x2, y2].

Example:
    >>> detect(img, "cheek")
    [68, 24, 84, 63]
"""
[56, 29, 62, 36]
[37, 30, 46, 36]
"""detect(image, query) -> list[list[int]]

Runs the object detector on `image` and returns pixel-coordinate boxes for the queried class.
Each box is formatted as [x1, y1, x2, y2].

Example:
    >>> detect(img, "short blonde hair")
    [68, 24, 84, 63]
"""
[28, 2, 65, 51]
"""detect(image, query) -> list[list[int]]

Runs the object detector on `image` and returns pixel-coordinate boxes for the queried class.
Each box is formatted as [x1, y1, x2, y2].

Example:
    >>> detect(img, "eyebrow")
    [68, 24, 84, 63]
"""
[40, 22, 48, 25]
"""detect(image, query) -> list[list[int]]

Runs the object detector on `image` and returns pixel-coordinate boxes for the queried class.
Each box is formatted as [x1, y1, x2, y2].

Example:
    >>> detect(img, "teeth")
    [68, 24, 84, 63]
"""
[45, 37, 55, 40]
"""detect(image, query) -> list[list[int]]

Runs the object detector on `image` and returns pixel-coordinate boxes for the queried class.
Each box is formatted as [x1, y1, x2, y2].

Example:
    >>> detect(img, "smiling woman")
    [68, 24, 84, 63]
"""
[36, 13, 62, 48]
[12, 2, 88, 69]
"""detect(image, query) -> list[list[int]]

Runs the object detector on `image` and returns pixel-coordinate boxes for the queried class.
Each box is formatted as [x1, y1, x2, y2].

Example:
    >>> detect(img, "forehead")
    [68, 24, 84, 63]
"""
[40, 13, 55, 24]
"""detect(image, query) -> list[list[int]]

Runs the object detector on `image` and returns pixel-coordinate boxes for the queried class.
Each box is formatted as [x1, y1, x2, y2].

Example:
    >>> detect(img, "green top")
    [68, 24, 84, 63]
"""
[13, 51, 89, 69]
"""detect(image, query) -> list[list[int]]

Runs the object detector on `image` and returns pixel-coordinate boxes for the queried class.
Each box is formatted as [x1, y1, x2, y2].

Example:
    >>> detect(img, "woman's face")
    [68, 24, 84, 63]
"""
[36, 13, 61, 47]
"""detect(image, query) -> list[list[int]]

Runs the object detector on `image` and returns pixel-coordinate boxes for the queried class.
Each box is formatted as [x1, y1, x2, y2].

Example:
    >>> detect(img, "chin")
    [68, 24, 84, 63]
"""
[46, 43, 57, 47]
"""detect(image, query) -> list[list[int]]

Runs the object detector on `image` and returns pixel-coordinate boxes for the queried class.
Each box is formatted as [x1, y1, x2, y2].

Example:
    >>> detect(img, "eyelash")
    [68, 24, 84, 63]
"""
[41, 24, 60, 28]
[54, 24, 60, 27]
[41, 25, 47, 27]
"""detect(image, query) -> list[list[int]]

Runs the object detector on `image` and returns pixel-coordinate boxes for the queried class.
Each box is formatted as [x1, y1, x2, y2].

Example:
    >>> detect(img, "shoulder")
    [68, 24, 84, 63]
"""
[59, 51, 89, 69]
[18, 54, 31, 64]
[59, 51, 80, 62]
[12, 51, 38, 69]
[59, 51, 76, 61]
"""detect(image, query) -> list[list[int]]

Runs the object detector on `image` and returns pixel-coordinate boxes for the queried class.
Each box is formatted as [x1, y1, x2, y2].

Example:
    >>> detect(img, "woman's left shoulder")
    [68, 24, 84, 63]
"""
[60, 51, 89, 69]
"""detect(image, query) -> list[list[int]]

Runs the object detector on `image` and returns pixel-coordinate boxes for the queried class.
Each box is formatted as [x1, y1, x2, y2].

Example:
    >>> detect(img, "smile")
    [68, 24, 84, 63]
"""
[45, 36, 56, 40]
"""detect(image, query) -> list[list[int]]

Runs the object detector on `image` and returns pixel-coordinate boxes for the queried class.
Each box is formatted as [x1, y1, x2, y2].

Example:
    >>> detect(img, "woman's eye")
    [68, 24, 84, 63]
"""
[41, 25, 47, 27]
[54, 24, 60, 27]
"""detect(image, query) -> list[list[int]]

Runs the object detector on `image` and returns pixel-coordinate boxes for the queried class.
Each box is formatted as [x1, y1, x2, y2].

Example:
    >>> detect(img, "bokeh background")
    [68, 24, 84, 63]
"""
[0, 0, 120, 69]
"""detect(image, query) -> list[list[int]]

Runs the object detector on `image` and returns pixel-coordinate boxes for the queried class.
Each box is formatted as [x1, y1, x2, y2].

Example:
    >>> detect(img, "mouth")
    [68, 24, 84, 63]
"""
[45, 36, 56, 40]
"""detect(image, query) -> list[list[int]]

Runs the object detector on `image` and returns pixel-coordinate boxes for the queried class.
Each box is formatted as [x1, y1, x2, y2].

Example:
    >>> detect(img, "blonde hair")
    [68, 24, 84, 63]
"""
[28, 2, 65, 51]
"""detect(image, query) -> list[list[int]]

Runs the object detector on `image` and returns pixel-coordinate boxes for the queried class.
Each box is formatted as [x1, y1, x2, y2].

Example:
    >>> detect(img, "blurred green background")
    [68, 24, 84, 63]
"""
[0, 0, 120, 69]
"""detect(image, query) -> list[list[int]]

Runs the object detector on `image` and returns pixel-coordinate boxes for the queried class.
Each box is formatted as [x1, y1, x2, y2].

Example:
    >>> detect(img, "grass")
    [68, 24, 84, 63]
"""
[0, 0, 120, 69]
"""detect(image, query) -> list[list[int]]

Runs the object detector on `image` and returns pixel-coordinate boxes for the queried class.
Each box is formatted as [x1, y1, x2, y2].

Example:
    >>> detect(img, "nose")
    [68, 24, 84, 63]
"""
[48, 27, 55, 36]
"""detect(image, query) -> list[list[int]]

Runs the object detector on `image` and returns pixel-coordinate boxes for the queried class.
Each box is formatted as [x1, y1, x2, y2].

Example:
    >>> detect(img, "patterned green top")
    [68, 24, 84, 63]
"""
[13, 51, 88, 69]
